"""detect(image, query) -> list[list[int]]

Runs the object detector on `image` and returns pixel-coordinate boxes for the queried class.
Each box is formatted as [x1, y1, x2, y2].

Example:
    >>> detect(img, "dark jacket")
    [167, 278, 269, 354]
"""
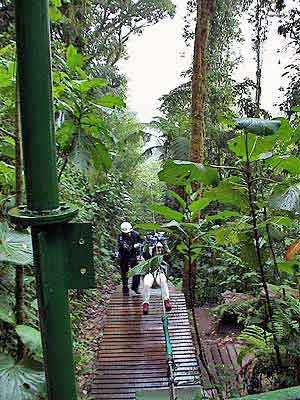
[117, 230, 142, 262]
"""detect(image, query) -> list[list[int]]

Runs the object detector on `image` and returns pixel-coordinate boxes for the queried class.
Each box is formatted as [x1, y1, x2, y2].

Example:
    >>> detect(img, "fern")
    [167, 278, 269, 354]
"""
[214, 299, 255, 323]
[238, 326, 274, 365]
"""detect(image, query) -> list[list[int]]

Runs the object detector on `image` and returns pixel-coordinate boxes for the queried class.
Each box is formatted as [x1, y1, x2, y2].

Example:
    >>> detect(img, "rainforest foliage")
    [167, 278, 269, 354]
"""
[1, 0, 300, 399]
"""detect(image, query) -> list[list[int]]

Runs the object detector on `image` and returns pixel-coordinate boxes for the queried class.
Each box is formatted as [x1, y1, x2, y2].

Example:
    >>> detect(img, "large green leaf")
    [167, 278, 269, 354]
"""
[161, 220, 187, 236]
[66, 45, 85, 71]
[189, 198, 211, 214]
[234, 118, 280, 136]
[269, 184, 300, 214]
[266, 155, 300, 175]
[70, 129, 94, 174]
[135, 223, 163, 232]
[0, 353, 45, 400]
[0, 224, 33, 266]
[128, 255, 163, 277]
[15, 326, 43, 362]
[228, 132, 275, 161]
[49, 6, 63, 22]
[205, 177, 248, 210]
[0, 301, 15, 325]
[151, 205, 184, 222]
[277, 261, 300, 275]
[158, 160, 219, 187]
[73, 78, 107, 93]
[81, 113, 109, 135]
[96, 95, 125, 109]
[274, 119, 293, 143]
[266, 216, 293, 229]
[70, 132, 112, 175]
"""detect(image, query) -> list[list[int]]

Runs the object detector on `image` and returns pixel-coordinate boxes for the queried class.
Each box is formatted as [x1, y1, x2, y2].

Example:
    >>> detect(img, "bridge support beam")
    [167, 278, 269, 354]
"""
[10, 1, 95, 399]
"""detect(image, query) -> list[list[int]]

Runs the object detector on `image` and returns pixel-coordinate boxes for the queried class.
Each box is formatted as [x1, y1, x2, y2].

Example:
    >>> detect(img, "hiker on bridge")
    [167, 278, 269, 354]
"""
[116, 222, 143, 296]
[142, 233, 172, 315]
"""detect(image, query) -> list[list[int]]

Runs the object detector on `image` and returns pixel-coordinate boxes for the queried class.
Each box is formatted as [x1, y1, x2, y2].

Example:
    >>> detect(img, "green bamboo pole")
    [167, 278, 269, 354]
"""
[15, 1, 77, 399]
[15, 0, 58, 211]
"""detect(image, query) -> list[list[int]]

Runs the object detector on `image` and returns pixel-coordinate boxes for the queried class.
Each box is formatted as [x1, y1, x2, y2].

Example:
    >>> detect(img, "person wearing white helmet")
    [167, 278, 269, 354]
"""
[116, 221, 142, 296]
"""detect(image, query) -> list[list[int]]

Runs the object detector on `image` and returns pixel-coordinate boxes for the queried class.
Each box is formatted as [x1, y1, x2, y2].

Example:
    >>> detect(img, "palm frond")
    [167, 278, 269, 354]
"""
[169, 136, 190, 160]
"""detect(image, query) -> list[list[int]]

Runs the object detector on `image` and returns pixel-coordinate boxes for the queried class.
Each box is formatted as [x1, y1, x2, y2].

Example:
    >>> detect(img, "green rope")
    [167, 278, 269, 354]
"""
[162, 315, 173, 359]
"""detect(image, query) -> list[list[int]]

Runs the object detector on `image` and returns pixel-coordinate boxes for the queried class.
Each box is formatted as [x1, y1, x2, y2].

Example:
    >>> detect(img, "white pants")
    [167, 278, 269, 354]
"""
[142, 269, 170, 304]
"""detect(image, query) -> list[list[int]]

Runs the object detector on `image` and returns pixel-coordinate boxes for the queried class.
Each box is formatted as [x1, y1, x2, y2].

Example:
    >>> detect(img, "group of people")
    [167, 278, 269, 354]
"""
[116, 221, 172, 315]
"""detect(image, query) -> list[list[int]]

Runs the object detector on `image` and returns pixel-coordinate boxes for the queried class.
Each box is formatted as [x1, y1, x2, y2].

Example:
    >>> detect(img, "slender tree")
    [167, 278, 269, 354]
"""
[190, 0, 216, 164]
[249, 0, 273, 117]
[184, 0, 216, 307]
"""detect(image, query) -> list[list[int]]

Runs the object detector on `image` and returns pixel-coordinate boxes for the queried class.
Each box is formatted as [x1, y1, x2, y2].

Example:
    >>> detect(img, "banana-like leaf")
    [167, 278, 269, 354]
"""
[0, 223, 33, 266]
[0, 353, 45, 400]
[128, 256, 163, 277]
[158, 160, 219, 187]
[234, 118, 280, 136]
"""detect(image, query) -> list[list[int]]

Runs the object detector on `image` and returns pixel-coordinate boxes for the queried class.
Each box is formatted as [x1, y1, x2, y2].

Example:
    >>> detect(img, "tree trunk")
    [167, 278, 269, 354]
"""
[183, 259, 197, 310]
[190, 0, 216, 164]
[183, 0, 215, 308]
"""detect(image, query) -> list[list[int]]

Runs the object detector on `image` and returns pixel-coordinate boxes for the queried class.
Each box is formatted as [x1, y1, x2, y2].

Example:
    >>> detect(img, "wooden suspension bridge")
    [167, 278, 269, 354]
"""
[90, 284, 242, 400]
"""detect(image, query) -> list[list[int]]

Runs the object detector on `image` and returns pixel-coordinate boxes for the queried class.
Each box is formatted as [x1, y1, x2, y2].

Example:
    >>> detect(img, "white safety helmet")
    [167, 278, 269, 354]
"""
[121, 222, 133, 233]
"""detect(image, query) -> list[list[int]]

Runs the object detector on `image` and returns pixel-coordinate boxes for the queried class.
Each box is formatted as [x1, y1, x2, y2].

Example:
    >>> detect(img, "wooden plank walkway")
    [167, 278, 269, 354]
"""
[195, 307, 245, 396]
[90, 286, 201, 400]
